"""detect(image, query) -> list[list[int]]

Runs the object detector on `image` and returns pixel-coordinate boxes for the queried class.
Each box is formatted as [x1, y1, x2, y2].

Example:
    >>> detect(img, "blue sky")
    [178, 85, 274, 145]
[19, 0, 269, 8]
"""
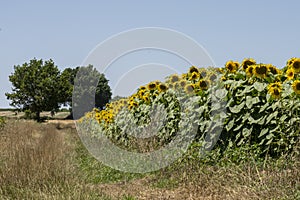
[1, 0, 300, 108]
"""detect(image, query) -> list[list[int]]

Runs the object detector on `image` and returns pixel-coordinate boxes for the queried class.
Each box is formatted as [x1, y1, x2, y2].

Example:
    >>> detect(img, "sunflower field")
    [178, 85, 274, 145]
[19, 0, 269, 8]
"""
[78, 58, 300, 160]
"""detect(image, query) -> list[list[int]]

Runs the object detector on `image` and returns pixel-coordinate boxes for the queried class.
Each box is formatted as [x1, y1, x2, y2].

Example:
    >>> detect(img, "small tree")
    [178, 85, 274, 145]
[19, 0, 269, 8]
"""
[6, 58, 62, 121]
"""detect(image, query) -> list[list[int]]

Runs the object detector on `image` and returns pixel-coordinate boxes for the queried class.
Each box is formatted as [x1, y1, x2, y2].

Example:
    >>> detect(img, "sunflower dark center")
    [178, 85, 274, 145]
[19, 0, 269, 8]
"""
[293, 61, 300, 69]
[171, 76, 179, 83]
[256, 66, 267, 74]
[200, 81, 207, 88]
[273, 89, 280, 96]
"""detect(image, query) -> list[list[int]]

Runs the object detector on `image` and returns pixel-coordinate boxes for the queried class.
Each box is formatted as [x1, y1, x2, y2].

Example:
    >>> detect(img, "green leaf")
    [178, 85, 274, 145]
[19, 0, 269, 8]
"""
[253, 82, 267, 92]
[266, 133, 274, 140]
[258, 128, 269, 138]
[226, 119, 235, 131]
[266, 111, 278, 124]
[242, 127, 252, 137]
[229, 101, 245, 113]
[215, 88, 228, 99]
[233, 123, 244, 132]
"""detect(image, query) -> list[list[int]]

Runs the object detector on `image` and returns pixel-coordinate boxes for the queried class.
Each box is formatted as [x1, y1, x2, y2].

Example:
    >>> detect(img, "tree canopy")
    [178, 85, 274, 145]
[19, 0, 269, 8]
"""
[72, 65, 112, 119]
[6, 59, 112, 121]
[6, 58, 62, 121]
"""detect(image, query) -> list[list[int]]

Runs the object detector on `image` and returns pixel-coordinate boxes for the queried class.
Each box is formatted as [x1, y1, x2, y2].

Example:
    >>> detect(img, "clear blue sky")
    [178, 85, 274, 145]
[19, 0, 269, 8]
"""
[1, 0, 299, 108]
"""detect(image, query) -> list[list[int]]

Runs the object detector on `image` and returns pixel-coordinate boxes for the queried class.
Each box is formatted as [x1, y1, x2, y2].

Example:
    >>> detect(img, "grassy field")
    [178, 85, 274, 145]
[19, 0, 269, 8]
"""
[0, 119, 300, 199]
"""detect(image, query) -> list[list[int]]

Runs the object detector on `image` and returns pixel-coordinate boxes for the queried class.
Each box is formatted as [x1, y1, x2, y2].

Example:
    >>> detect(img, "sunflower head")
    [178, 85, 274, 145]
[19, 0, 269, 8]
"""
[181, 73, 188, 80]
[158, 83, 168, 92]
[179, 80, 187, 88]
[200, 69, 208, 78]
[286, 68, 295, 80]
[209, 73, 217, 82]
[147, 82, 157, 91]
[170, 74, 180, 83]
[225, 60, 239, 73]
[254, 64, 268, 79]
[291, 58, 300, 73]
[241, 58, 256, 71]
[268, 82, 282, 90]
[292, 80, 300, 95]
[268, 82, 282, 99]
[139, 86, 146, 90]
[189, 71, 200, 81]
[198, 79, 209, 90]
[287, 57, 297, 66]
[267, 64, 281, 75]
[189, 66, 199, 74]
[184, 84, 194, 94]
[246, 65, 255, 77]
[142, 93, 151, 103]
[167, 83, 174, 89]
[268, 87, 281, 99]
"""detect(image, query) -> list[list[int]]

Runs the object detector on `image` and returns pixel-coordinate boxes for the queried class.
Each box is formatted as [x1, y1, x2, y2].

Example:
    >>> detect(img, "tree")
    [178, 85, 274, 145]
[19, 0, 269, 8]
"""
[6, 58, 62, 121]
[67, 65, 112, 119]
[59, 67, 79, 107]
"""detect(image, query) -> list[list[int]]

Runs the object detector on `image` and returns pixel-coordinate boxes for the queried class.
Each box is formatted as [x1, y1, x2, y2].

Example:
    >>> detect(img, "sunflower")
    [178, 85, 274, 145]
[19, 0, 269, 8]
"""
[291, 58, 300, 73]
[200, 69, 208, 78]
[246, 65, 255, 77]
[143, 93, 151, 103]
[198, 80, 209, 90]
[189, 66, 199, 74]
[269, 87, 281, 99]
[268, 82, 282, 99]
[167, 83, 174, 89]
[174, 82, 180, 90]
[287, 57, 296, 66]
[267, 64, 281, 75]
[147, 82, 157, 90]
[268, 82, 282, 90]
[286, 68, 295, 80]
[184, 84, 194, 94]
[292, 80, 300, 95]
[179, 80, 187, 88]
[254, 64, 268, 79]
[221, 75, 227, 81]
[241, 58, 256, 71]
[225, 60, 239, 73]
[170, 74, 180, 83]
[139, 86, 146, 90]
[158, 83, 168, 92]
[189, 71, 200, 81]
[181, 73, 188, 80]
[138, 89, 146, 98]
[209, 73, 217, 82]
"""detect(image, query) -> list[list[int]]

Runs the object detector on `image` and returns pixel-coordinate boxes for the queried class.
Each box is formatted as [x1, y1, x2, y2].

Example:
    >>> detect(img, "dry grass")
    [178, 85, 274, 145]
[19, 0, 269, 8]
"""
[0, 120, 108, 199]
[0, 119, 299, 199]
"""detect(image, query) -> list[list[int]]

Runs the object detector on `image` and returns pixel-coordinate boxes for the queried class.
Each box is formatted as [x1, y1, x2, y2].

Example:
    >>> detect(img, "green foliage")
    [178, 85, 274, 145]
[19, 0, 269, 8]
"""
[6, 59, 112, 121]
[72, 65, 112, 119]
[80, 58, 300, 162]
[6, 58, 62, 121]
[219, 71, 300, 157]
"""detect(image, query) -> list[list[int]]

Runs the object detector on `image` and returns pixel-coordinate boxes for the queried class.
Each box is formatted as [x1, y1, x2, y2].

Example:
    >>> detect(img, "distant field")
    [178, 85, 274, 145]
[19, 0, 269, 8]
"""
[0, 110, 70, 119]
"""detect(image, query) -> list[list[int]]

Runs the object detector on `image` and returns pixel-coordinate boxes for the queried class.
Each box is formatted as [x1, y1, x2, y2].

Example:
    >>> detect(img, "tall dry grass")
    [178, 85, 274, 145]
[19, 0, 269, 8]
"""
[0, 120, 107, 199]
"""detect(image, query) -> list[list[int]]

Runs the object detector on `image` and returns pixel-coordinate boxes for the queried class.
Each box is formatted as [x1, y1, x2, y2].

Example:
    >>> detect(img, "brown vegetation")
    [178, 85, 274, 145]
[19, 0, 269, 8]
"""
[0, 119, 299, 199]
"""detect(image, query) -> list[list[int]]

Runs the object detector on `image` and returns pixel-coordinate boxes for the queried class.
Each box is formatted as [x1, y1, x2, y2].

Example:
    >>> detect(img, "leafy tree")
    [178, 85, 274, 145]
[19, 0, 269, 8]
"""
[59, 67, 79, 107]
[6, 58, 62, 121]
[69, 65, 112, 119]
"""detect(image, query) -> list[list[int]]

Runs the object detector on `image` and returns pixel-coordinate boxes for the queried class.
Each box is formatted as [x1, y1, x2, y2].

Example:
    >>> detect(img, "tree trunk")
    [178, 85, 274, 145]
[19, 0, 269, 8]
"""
[36, 111, 41, 122]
